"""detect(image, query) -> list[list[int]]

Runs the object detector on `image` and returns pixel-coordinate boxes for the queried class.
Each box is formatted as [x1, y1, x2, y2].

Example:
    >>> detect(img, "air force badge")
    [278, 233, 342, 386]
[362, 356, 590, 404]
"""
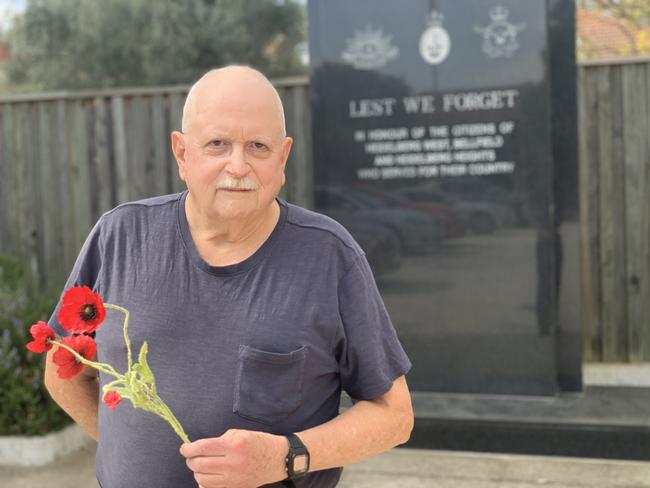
[474, 5, 526, 59]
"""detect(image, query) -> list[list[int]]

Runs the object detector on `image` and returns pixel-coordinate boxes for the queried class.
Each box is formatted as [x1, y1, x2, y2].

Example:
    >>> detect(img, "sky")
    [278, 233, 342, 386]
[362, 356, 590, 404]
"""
[1, 0, 25, 8]
[0, 0, 25, 14]
[0, 0, 25, 31]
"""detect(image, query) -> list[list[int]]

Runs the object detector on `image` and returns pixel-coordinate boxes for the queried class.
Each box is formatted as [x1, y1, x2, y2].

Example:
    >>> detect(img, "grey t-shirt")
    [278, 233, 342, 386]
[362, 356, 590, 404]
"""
[48, 191, 411, 488]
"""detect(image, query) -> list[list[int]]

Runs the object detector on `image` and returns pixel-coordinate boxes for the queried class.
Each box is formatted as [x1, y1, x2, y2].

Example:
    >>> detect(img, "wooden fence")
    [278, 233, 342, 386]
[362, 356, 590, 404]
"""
[0, 78, 312, 293]
[1, 60, 649, 362]
[579, 58, 650, 362]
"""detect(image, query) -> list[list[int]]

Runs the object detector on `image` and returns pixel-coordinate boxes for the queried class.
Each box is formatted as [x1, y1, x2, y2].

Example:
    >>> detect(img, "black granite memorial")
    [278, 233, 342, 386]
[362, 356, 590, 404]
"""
[308, 0, 580, 396]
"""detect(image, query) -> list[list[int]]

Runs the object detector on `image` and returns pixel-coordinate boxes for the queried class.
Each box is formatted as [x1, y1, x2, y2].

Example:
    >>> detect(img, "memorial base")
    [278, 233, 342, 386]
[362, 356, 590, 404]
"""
[407, 387, 650, 461]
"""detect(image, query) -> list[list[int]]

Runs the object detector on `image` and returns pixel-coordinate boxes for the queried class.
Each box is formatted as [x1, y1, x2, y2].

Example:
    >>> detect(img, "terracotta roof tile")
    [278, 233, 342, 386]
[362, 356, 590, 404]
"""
[577, 8, 647, 59]
[0, 44, 9, 63]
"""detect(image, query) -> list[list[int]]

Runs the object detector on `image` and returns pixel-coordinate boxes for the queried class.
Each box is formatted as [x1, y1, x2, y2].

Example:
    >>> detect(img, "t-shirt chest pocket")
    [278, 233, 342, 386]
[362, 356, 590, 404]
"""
[233, 344, 307, 425]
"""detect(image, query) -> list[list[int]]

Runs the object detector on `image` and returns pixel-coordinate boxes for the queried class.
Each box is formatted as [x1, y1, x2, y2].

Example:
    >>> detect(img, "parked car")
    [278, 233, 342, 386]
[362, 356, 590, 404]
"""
[437, 179, 529, 226]
[349, 184, 466, 239]
[314, 186, 443, 255]
[394, 188, 516, 234]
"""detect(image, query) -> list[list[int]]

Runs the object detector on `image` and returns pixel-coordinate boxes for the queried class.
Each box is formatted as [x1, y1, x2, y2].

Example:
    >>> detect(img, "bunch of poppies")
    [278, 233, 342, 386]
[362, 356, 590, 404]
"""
[27, 286, 107, 387]
[26, 286, 189, 442]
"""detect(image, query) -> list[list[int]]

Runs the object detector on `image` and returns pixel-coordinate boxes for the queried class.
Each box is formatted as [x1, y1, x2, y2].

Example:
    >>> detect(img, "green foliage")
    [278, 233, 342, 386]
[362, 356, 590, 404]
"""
[0, 255, 70, 436]
[5, 0, 306, 91]
[592, 0, 650, 28]
[591, 0, 650, 55]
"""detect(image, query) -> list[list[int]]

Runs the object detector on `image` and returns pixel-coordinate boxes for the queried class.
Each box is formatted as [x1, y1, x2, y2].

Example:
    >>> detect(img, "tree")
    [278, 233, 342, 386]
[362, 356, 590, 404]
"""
[5, 0, 305, 91]
[592, 0, 650, 25]
[590, 0, 650, 55]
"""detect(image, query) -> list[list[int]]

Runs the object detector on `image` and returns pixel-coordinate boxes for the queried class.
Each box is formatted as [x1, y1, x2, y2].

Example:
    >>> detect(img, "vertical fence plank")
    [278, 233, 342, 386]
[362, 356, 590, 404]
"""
[283, 86, 299, 205]
[28, 103, 45, 289]
[622, 64, 649, 360]
[276, 87, 290, 201]
[0, 104, 16, 257]
[50, 101, 67, 286]
[598, 66, 628, 361]
[640, 64, 650, 360]
[55, 99, 76, 275]
[151, 94, 168, 196]
[111, 96, 129, 204]
[578, 67, 602, 361]
[168, 92, 185, 194]
[279, 84, 313, 207]
[68, 100, 93, 253]
[126, 96, 151, 201]
[13, 102, 40, 289]
[92, 97, 113, 217]
[38, 101, 64, 289]
[292, 84, 313, 209]
[13, 103, 27, 266]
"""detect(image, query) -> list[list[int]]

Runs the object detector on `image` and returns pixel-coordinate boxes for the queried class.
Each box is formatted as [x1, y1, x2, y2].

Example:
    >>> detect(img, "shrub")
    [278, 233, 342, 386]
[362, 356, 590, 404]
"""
[0, 256, 71, 435]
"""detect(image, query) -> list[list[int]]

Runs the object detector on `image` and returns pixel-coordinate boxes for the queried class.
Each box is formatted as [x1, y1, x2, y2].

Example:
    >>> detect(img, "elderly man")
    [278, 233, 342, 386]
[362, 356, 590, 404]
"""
[44, 66, 413, 488]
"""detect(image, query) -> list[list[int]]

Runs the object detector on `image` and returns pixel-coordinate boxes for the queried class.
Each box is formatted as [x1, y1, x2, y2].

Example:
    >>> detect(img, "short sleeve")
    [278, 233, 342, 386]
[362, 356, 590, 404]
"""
[336, 254, 412, 400]
[48, 217, 105, 336]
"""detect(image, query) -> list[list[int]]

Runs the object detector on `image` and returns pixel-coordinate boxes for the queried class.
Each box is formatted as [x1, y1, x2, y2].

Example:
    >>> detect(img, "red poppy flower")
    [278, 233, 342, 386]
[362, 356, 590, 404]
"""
[58, 286, 106, 334]
[26, 321, 55, 353]
[103, 391, 122, 410]
[52, 334, 97, 380]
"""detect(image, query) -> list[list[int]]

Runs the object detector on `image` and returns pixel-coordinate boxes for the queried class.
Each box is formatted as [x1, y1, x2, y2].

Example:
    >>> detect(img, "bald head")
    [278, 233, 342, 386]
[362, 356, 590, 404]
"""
[181, 66, 286, 137]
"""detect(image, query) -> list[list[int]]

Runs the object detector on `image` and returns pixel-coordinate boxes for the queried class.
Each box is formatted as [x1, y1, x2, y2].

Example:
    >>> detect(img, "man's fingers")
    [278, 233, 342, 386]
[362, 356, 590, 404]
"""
[180, 438, 227, 458]
[186, 455, 228, 474]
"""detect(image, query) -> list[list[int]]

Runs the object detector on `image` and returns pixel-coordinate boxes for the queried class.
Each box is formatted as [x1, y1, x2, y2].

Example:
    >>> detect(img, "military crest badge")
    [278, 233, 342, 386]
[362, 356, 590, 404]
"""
[474, 5, 526, 58]
[341, 26, 399, 70]
[419, 10, 451, 65]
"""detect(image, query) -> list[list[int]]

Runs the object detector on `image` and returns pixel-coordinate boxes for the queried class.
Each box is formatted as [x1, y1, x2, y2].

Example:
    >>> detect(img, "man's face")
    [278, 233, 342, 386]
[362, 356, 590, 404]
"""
[172, 79, 292, 223]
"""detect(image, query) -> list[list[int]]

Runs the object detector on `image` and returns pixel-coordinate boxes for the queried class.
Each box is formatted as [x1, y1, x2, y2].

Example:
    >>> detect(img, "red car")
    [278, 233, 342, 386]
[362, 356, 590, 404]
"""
[350, 184, 466, 239]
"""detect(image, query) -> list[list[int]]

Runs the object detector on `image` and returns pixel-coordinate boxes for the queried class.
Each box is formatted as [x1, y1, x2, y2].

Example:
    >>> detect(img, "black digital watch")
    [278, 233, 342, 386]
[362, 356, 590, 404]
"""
[283, 433, 310, 483]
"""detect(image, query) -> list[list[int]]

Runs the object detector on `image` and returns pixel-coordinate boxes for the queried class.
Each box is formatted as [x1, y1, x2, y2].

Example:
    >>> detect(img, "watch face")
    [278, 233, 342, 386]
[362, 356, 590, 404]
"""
[293, 454, 309, 474]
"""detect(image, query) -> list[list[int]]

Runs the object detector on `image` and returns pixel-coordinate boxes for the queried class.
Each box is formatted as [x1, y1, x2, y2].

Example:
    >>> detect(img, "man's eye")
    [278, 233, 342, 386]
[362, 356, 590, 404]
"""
[251, 142, 268, 151]
[209, 140, 224, 147]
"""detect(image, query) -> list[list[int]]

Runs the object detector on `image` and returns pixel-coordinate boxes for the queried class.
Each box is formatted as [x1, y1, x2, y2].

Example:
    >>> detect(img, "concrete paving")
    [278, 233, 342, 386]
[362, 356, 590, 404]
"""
[2, 443, 650, 488]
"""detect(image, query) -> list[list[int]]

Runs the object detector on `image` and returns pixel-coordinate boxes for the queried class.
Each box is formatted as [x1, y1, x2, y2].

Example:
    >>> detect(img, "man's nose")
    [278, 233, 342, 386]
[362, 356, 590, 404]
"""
[224, 144, 250, 177]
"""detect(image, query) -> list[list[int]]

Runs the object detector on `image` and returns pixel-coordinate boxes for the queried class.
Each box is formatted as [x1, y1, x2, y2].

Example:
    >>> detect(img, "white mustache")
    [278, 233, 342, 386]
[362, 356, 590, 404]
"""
[216, 177, 258, 190]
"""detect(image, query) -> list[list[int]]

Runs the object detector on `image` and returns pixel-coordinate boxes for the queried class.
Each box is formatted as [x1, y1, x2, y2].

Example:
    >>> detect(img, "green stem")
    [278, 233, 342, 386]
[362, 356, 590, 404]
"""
[104, 303, 133, 370]
[51, 340, 123, 379]
[135, 378, 190, 443]
[104, 378, 125, 390]
[54, 302, 189, 443]
[157, 397, 190, 443]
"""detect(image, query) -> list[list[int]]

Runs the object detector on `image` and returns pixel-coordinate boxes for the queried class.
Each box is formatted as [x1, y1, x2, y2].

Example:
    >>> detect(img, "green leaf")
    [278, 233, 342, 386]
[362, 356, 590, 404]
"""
[0, 255, 69, 435]
[133, 341, 155, 385]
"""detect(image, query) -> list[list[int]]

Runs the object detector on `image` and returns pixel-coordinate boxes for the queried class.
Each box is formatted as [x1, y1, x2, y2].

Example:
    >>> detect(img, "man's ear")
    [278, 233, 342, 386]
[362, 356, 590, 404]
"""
[170, 131, 187, 182]
[280, 136, 293, 186]
[282, 136, 294, 162]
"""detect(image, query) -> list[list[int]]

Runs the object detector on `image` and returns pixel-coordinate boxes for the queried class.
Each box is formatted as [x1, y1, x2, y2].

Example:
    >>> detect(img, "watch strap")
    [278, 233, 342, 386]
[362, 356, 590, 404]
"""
[284, 433, 309, 482]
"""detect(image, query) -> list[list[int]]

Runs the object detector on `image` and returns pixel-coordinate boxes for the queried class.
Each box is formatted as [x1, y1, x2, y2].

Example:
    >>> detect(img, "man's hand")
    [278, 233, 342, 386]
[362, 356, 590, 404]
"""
[180, 429, 288, 488]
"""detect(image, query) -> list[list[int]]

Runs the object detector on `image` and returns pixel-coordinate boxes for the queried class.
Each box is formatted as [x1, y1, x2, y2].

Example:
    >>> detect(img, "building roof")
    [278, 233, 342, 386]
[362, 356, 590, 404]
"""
[577, 8, 649, 60]
[0, 44, 9, 63]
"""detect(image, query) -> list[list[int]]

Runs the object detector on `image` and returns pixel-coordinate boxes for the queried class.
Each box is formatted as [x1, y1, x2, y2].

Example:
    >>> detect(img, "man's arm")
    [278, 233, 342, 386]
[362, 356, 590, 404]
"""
[44, 346, 100, 441]
[297, 374, 413, 471]
[181, 375, 413, 487]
